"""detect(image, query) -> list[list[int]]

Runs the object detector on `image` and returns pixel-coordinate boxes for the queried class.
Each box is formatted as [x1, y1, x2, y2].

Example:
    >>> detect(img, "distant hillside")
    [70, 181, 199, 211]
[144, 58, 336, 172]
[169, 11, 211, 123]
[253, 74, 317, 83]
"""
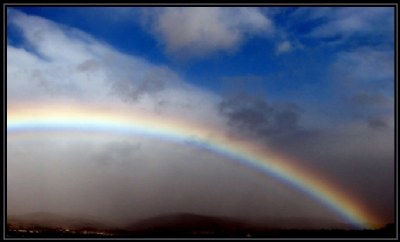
[7, 212, 113, 231]
[7, 212, 395, 238]
[7, 212, 355, 232]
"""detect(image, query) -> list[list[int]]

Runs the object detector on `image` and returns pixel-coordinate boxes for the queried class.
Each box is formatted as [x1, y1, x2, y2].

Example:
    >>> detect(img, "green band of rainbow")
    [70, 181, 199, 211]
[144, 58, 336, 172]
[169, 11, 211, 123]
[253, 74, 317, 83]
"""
[7, 104, 382, 229]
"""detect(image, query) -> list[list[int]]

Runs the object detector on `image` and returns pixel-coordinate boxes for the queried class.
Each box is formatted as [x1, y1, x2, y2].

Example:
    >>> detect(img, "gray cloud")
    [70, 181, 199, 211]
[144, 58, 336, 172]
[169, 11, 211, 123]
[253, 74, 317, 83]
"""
[352, 93, 390, 107]
[110, 66, 168, 102]
[219, 92, 302, 142]
[367, 118, 388, 130]
[77, 59, 100, 72]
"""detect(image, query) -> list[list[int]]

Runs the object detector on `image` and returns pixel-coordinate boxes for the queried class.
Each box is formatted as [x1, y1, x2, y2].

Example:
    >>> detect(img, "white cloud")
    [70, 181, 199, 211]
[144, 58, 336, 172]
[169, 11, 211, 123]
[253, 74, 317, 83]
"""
[276, 40, 292, 55]
[8, 10, 107, 63]
[145, 7, 272, 58]
[7, 9, 223, 122]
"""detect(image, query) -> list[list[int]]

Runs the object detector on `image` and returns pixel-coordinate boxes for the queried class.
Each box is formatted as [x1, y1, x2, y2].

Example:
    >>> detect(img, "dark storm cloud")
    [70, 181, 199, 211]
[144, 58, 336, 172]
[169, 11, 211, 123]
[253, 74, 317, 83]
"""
[219, 92, 302, 141]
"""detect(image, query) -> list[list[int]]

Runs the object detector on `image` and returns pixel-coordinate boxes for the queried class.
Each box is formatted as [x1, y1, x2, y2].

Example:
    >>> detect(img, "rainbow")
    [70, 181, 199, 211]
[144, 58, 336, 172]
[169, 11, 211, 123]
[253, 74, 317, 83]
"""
[7, 103, 382, 229]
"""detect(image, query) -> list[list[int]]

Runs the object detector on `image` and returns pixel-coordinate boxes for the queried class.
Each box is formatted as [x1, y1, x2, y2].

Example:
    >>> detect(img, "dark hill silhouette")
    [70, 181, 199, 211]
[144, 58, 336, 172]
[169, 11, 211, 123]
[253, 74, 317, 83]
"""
[127, 213, 351, 232]
[250, 216, 353, 230]
[126, 213, 366, 237]
[126, 213, 248, 235]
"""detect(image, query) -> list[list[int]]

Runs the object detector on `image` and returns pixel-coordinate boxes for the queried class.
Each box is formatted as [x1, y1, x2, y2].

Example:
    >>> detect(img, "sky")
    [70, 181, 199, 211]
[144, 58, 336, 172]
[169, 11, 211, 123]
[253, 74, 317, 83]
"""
[6, 6, 395, 230]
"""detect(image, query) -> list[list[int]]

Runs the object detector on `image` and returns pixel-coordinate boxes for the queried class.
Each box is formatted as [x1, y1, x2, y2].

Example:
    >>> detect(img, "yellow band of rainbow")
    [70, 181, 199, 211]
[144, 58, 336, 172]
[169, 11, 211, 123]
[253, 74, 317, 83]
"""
[7, 103, 383, 229]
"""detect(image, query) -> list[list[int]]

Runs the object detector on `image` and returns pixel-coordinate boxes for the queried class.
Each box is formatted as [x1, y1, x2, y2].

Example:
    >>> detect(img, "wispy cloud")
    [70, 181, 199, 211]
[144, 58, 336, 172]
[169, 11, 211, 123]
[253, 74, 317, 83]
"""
[291, 7, 394, 45]
[333, 48, 394, 84]
[276, 40, 292, 55]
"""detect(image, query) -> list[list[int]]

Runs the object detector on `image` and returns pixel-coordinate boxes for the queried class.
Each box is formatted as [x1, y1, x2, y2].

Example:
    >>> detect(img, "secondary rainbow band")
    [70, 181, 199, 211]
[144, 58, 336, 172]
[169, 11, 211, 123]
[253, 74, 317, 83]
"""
[7, 104, 381, 229]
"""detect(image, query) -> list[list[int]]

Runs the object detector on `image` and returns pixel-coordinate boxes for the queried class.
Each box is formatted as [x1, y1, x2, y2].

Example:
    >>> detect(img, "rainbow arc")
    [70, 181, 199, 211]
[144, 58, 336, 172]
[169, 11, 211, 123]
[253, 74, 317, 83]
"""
[7, 103, 382, 229]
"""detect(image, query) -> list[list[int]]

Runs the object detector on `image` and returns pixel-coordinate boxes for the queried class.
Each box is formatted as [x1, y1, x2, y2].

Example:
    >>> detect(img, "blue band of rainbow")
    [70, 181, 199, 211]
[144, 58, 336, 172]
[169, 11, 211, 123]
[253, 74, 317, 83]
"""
[7, 104, 382, 229]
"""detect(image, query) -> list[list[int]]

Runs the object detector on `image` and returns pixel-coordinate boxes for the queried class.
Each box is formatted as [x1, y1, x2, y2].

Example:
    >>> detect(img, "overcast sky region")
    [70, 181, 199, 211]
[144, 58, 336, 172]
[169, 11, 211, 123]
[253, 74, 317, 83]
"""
[6, 6, 395, 230]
